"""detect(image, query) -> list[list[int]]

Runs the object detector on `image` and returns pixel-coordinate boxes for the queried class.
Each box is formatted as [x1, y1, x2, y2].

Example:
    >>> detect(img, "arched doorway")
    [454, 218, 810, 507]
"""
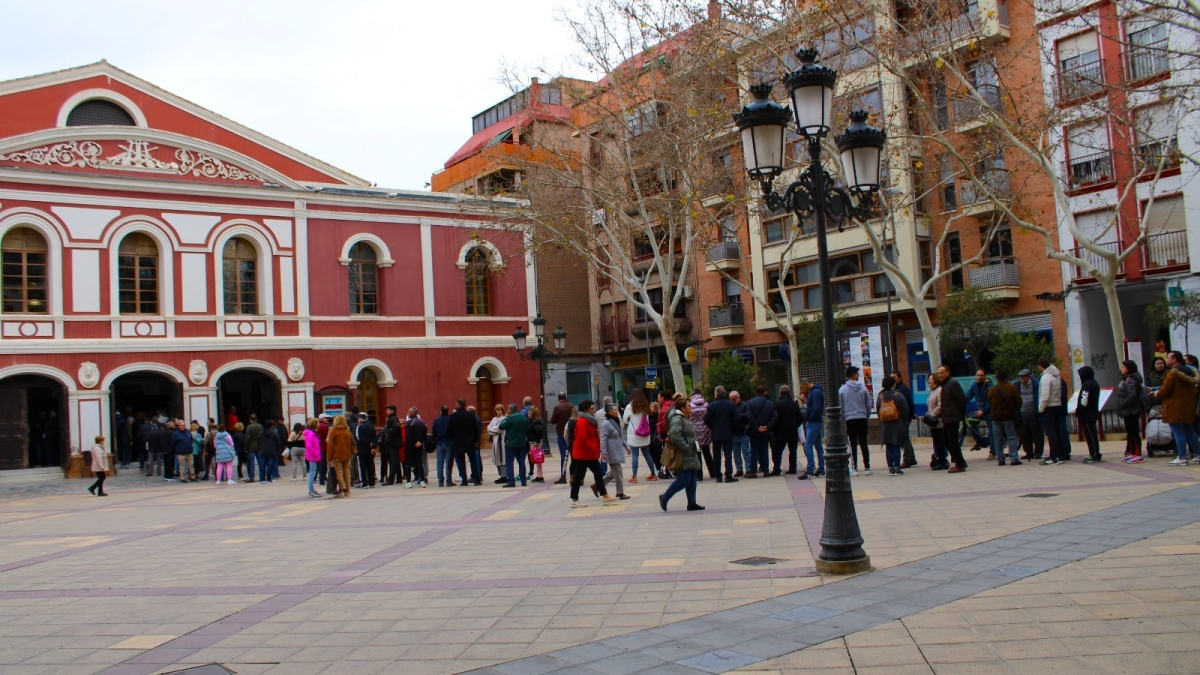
[475, 367, 494, 424]
[357, 368, 383, 424]
[218, 369, 281, 426]
[111, 372, 182, 422]
[0, 375, 67, 470]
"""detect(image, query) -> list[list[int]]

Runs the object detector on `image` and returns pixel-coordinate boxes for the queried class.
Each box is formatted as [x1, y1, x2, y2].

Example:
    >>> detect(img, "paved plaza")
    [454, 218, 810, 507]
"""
[0, 439, 1198, 675]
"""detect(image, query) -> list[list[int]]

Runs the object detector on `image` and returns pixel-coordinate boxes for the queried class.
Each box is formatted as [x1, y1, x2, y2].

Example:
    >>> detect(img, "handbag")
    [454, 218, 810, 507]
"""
[660, 439, 684, 472]
[634, 414, 651, 437]
[530, 445, 545, 465]
[921, 413, 939, 428]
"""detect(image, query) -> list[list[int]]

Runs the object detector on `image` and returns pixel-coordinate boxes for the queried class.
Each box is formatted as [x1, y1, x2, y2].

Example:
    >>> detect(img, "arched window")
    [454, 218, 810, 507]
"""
[464, 247, 491, 316]
[2, 228, 49, 314]
[222, 237, 258, 315]
[358, 368, 381, 424]
[348, 242, 378, 315]
[118, 233, 159, 314]
[65, 100, 136, 127]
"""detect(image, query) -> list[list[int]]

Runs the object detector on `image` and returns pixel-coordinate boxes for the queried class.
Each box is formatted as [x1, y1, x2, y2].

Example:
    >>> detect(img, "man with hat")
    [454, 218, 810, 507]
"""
[354, 412, 377, 488]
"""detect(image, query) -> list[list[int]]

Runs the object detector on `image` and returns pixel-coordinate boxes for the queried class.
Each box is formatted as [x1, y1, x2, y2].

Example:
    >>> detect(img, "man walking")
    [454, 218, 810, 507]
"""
[243, 415, 262, 483]
[840, 366, 873, 476]
[772, 385, 802, 475]
[382, 405, 403, 485]
[1037, 358, 1068, 464]
[745, 386, 776, 478]
[549, 392, 573, 483]
[447, 400, 477, 486]
[1016, 369, 1044, 459]
[988, 370, 1023, 465]
[803, 381, 825, 478]
[729, 390, 749, 477]
[937, 365, 969, 473]
[891, 371, 917, 468]
[703, 386, 738, 483]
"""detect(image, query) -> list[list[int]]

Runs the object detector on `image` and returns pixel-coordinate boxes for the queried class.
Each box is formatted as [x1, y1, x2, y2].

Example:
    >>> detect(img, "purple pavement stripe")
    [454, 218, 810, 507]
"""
[95, 482, 559, 675]
[1089, 458, 1196, 483]
[789, 481, 826, 558]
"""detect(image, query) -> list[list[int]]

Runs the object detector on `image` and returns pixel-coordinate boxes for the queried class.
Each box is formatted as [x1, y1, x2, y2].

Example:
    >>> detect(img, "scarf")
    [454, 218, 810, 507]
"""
[578, 412, 598, 429]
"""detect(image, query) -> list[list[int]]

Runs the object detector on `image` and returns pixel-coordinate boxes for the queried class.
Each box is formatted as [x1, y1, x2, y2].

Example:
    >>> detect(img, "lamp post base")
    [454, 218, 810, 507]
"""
[815, 555, 872, 575]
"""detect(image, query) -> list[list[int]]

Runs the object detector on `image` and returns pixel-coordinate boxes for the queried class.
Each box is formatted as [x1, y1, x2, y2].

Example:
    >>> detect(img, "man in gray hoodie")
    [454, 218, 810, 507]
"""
[839, 366, 873, 476]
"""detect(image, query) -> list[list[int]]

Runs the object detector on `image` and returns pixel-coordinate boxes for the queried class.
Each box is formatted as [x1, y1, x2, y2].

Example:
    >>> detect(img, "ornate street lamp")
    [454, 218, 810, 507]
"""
[736, 47, 885, 575]
[514, 313, 567, 411]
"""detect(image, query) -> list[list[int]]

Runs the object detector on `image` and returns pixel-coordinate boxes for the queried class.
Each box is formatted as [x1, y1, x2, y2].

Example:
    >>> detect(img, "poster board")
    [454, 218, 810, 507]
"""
[839, 324, 890, 415]
[1067, 387, 1114, 414]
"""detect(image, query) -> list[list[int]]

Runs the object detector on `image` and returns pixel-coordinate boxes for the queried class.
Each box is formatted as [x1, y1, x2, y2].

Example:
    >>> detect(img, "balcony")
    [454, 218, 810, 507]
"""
[708, 303, 745, 337]
[785, 272, 894, 311]
[1071, 241, 1125, 281]
[705, 240, 741, 272]
[1058, 60, 1104, 101]
[960, 172, 1011, 218]
[952, 85, 1003, 133]
[631, 251, 684, 275]
[631, 315, 693, 339]
[1063, 150, 1113, 191]
[1128, 42, 1170, 82]
[1143, 230, 1190, 272]
[968, 258, 1019, 299]
[899, 0, 1009, 64]
[1136, 139, 1181, 174]
[599, 315, 629, 349]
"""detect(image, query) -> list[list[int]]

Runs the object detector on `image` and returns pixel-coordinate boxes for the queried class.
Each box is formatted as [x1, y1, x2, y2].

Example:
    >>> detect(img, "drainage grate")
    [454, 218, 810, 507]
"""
[1019, 493, 1059, 498]
[731, 556, 786, 566]
[163, 665, 235, 675]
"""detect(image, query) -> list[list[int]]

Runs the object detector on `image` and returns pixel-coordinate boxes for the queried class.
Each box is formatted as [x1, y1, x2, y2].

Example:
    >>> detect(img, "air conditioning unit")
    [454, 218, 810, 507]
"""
[680, 285, 695, 299]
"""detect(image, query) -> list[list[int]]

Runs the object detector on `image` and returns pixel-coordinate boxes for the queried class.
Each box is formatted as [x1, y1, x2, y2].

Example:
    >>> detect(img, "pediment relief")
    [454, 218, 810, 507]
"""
[0, 137, 265, 183]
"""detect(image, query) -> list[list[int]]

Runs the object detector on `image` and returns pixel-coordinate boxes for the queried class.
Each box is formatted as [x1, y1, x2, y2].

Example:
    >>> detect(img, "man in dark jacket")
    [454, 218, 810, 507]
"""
[150, 422, 174, 480]
[730, 391, 750, 477]
[803, 382, 825, 478]
[703, 386, 738, 483]
[891, 371, 917, 468]
[381, 405, 403, 485]
[431, 405, 454, 487]
[987, 371, 1023, 465]
[966, 370, 995, 456]
[1076, 366, 1102, 462]
[771, 385, 802, 476]
[405, 409, 429, 486]
[746, 386, 777, 478]
[936, 366, 969, 472]
[171, 420, 194, 483]
[447, 400, 479, 486]
[256, 419, 282, 483]
[355, 413, 377, 488]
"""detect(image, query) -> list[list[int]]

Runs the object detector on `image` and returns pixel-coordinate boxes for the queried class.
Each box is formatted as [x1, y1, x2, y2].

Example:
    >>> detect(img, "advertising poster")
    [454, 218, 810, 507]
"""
[839, 325, 891, 415]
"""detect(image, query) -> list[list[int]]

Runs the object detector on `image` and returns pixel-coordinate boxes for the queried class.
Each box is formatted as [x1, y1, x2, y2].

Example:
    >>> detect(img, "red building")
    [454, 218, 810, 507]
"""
[0, 61, 539, 472]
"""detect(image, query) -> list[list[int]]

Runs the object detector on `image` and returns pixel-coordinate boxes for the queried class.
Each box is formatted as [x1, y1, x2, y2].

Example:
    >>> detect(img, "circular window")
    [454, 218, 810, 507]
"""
[66, 100, 135, 127]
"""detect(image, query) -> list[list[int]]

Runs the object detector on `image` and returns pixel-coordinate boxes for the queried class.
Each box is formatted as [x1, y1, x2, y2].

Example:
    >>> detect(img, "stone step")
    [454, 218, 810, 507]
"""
[0, 466, 64, 485]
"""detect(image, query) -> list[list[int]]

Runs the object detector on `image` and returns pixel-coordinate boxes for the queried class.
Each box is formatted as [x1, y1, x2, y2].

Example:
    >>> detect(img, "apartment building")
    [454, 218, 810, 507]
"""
[1036, 1, 1200, 385]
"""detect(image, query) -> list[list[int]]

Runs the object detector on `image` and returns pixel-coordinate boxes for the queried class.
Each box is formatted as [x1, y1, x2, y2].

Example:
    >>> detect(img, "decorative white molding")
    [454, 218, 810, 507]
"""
[0, 364, 77, 391]
[467, 356, 511, 385]
[287, 357, 305, 382]
[77, 362, 100, 389]
[56, 88, 149, 128]
[0, 334, 518, 354]
[119, 321, 168, 337]
[208, 359, 288, 387]
[348, 358, 397, 387]
[338, 233, 395, 267]
[1, 321, 55, 338]
[188, 360, 208, 385]
[100, 362, 189, 391]
[223, 320, 268, 337]
[455, 239, 505, 270]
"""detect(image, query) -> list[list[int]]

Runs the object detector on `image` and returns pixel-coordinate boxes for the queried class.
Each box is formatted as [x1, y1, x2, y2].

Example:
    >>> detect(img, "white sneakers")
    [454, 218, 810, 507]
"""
[571, 500, 587, 508]
[849, 468, 859, 476]
[602, 495, 618, 506]
[227, 480, 236, 485]
[1169, 458, 1189, 466]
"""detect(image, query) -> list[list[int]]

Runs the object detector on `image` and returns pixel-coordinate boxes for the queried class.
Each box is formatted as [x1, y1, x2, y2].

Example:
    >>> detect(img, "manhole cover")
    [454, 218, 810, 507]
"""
[163, 665, 235, 675]
[1019, 493, 1059, 498]
[731, 556, 786, 566]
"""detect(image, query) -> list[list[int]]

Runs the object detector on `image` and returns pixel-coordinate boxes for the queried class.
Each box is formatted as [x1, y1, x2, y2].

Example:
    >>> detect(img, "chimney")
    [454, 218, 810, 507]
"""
[708, 0, 720, 20]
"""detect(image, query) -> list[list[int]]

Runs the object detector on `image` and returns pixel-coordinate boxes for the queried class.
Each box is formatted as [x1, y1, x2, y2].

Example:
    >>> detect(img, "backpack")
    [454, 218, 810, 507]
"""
[634, 414, 651, 437]
[879, 391, 900, 423]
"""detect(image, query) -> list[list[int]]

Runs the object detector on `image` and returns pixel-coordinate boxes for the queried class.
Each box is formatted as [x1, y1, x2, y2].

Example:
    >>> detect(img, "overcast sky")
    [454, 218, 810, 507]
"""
[0, 0, 589, 190]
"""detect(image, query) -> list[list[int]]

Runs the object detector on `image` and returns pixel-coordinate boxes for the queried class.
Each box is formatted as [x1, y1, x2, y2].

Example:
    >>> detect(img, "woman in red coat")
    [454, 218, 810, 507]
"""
[569, 400, 615, 508]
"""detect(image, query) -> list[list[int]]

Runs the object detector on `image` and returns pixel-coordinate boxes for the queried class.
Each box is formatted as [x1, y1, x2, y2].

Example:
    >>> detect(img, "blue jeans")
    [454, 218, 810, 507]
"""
[246, 452, 259, 481]
[307, 457, 318, 492]
[630, 445, 654, 476]
[885, 443, 901, 469]
[732, 435, 748, 472]
[1170, 423, 1200, 459]
[995, 419, 1019, 461]
[257, 454, 277, 482]
[505, 447, 529, 485]
[469, 448, 483, 482]
[662, 469, 698, 507]
[436, 443, 453, 484]
[803, 422, 825, 474]
[985, 416, 997, 454]
[557, 435, 569, 476]
[749, 436, 771, 473]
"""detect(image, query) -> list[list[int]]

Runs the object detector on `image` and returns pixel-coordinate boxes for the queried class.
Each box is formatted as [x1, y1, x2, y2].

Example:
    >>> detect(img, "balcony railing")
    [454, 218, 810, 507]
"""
[961, 171, 1011, 206]
[1063, 150, 1113, 190]
[968, 258, 1019, 289]
[1136, 139, 1181, 173]
[709, 303, 745, 329]
[785, 271, 893, 311]
[1143, 230, 1190, 270]
[599, 315, 629, 348]
[1059, 59, 1104, 100]
[631, 315, 693, 338]
[1071, 240, 1125, 280]
[706, 240, 740, 263]
[952, 84, 1003, 126]
[1128, 42, 1170, 81]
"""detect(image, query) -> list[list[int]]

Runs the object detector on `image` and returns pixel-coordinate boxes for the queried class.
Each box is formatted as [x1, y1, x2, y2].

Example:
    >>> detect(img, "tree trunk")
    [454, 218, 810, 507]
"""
[787, 329, 801, 392]
[1098, 275, 1127, 355]
[912, 302, 943, 372]
[658, 314, 688, 393]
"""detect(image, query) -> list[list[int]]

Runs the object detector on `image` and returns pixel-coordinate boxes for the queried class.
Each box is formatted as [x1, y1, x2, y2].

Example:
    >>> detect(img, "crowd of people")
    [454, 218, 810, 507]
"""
[92, 351, 1200, 500]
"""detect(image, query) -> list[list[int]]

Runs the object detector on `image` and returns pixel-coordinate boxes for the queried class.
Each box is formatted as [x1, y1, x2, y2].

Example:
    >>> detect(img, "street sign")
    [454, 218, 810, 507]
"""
[645, 366, 658, 380]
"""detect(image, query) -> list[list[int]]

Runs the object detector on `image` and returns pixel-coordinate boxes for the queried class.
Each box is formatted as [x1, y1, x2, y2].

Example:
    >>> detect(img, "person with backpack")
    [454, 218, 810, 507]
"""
[745, 386, 777, 478]
[988, 371, 1024, 465]
[527, 406, 546, 483]
[1076, 366, 1102, 463]
[622, 389, 655, 482]
[658, 394, 704, 512]
[703, 386, 737, 483]
[876, 376, 910, 476]
[1115, 360, 1145, 463]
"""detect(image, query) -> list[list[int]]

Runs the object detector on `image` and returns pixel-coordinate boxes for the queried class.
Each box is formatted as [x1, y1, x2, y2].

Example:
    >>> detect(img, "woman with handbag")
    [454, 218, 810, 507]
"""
[488, 405, 508, 485]
[648, 402, 666, 479]
[658, 394, 705, 512]
[528, 406, 546, 483]
[622, 389, 656, 482]
[925, 374, 949, 471]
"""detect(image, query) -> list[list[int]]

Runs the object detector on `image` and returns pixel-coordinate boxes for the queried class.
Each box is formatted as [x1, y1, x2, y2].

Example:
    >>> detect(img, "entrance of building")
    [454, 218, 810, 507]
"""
[111, 372, 183, 422]
[0, 375, 67, 470]
[218, 369, 281, 427]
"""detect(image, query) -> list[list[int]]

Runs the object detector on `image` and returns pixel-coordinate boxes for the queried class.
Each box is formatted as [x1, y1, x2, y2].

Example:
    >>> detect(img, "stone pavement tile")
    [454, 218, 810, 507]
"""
[847, 644, 928, 666]
[1079, 652, 1182, 674]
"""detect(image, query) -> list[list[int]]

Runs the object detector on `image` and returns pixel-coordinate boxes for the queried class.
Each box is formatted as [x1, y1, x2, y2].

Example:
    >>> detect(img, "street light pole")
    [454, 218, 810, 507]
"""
[513, 315, 567, 413]
[735, 48, 884, 574]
